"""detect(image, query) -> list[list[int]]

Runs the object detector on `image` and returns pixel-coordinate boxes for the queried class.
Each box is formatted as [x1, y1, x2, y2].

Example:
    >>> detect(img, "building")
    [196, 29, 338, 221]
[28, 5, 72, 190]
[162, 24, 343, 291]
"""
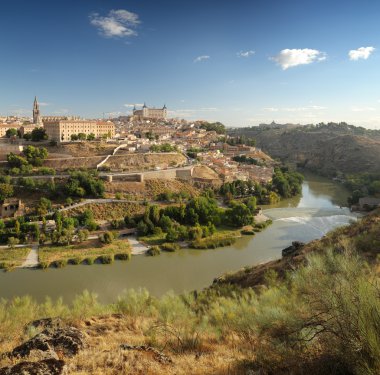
[33, 96, 43, 126]
[42, 116, 81, 122]
[43, 120, 115, 142]
[0, 199, 25, 219]
[133, 103, 167, 120]
[0, 123, 22, 138]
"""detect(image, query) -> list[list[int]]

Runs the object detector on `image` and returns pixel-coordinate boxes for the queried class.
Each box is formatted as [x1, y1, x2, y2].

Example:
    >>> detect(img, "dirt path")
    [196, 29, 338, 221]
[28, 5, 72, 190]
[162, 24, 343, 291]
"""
[20, 244, 39, 268]
[128, 236, 149, 255]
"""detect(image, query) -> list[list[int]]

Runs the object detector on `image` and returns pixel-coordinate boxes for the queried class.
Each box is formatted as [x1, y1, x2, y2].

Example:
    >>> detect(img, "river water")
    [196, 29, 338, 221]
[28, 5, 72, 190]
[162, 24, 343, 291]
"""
[0, 173, 357, 303]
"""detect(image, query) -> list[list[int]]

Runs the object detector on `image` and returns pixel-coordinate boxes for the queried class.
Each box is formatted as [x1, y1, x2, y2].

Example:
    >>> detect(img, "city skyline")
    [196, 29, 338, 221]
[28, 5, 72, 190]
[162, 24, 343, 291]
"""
[1, 0, 380, 128]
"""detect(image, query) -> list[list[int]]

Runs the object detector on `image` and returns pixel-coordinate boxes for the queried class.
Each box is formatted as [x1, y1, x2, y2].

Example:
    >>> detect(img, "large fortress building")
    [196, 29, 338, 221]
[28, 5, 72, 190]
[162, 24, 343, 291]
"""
[132, 103, 167, 120]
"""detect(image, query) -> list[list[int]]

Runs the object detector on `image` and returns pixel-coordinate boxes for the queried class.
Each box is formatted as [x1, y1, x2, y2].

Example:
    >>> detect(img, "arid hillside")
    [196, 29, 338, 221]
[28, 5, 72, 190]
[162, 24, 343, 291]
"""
[229, 125, 380, 176]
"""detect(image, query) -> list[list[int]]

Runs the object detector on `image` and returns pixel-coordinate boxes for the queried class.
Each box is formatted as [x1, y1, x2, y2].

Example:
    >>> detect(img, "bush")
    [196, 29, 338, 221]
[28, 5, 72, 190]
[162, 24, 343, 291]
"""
[97, 254, 114, 264]
[115, 253, 131, 261]
[69, 257, 82, 265]
[51, 259, 67, 268]
[160, 242, 180, 252]
[99, 231, 115, 244]
[191, 236, 236, 249]
[38, 261, 49, 269]
[241, 229, 255, 235]
[84, 257, 95, 265]
[147, 246, 161, 256]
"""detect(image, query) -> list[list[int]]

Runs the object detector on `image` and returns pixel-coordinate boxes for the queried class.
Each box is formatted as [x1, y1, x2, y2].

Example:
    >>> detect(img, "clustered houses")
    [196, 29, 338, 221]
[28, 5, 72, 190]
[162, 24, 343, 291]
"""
[0, 97, 274, 186]
[195, 149, 274, 184]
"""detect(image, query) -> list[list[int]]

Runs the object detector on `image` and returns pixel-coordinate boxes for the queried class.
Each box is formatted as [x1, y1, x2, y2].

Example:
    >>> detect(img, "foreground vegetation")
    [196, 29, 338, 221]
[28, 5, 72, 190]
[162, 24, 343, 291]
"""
[0, 212, 378, 374]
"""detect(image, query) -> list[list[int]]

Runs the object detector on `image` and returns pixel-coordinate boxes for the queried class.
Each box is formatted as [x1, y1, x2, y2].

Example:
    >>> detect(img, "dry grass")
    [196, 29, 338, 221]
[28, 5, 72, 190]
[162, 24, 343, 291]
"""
[66, 315, 246, 375]
[104, 179, 201, 200]
[65, 202, 144, 221]
[0, 247, 30, 269]
[39, 239, 131, 266]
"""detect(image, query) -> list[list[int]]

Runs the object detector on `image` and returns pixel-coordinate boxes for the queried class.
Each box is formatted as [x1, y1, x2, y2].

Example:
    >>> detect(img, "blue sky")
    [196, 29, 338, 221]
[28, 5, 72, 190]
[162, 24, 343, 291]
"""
[1, 0, 380, 128]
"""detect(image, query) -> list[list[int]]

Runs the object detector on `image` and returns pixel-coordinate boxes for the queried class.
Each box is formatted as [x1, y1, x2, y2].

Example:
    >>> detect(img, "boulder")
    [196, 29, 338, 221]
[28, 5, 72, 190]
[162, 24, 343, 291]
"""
[282, 241, 305, 257]
[10, 327, 86, 359]
[0, 359, 66, 375]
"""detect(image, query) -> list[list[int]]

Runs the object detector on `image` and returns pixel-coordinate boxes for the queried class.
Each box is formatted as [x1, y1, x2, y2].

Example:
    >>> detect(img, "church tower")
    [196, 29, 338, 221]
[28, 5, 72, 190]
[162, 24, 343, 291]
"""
[33, 96, 43, 126]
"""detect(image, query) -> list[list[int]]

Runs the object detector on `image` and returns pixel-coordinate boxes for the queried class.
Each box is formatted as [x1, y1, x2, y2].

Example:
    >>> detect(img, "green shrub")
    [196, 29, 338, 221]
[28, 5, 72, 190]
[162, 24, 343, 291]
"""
[51, 259, 67, 268]
[147, 246, 161, 256]
[84, 257, 95, 265]
[97, 254, 114, 264]
[115, 253, 131, 261]
[160, 242, 180, 252]
[69, 257, 82, 265]
[38, 261, 49, 269]
[190, 236, 236, 249]
[241, 229, 255, 235]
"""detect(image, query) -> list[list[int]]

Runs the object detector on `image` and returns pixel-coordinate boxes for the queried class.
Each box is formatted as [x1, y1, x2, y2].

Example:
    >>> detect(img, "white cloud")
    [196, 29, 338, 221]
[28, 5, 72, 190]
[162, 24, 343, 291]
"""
[124, 103, 143, 108]
[237, 50, 255, 58]
[271, 48, 327, 70]
[348, 46, 375, 61]
[263, 105, 326, 112]
[351, 106, 376, 112]
[90, 9, 140, 38]
[194, 55, 210, 63]
[39, 102, 50, 107]
[263, 107, 279, 112]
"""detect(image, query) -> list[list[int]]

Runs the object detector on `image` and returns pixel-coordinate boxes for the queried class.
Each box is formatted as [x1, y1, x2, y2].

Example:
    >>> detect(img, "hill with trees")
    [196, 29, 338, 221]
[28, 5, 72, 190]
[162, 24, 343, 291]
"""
[229, 122, 380, 176]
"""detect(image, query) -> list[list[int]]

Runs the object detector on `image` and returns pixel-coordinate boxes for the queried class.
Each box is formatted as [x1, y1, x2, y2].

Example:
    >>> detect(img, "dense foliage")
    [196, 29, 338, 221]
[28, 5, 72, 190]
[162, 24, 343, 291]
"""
[271, 167, 304, 198]
[149, 143, 178, 152]
[65, 171, 105, 198]
[199, 121, 226, 134]
[345, 173, 380, 205]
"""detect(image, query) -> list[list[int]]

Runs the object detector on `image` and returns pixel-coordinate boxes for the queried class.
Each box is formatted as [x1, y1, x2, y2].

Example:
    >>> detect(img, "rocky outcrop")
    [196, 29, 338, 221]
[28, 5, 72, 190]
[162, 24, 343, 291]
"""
[120, 344, 173, 365]
[0, 359, 66, 375]
[9, 327, 86, 359]
[282, 241, 305, 257]
[0, 325, 86, 375]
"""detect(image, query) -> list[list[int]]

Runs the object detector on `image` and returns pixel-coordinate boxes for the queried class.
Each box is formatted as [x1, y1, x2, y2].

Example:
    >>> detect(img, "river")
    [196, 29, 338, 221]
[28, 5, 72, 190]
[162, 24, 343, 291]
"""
[0, 173, 358, 303]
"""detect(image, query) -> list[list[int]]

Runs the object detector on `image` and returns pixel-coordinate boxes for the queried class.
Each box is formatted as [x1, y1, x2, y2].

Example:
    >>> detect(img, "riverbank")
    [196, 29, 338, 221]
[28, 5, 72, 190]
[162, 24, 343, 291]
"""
[0, 209, 378, 375]
[0, 175, 357, 302]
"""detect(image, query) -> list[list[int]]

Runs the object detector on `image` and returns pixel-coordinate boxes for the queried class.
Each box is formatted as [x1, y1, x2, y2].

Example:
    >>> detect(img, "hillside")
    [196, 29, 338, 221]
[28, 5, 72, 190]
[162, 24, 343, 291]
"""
[229, 124, 380, 176]
[0, 211, 379, 374]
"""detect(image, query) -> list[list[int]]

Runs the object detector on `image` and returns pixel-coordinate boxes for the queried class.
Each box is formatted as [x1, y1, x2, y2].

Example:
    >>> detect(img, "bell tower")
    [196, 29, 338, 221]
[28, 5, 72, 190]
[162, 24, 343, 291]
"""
[33, 96, 43, 126]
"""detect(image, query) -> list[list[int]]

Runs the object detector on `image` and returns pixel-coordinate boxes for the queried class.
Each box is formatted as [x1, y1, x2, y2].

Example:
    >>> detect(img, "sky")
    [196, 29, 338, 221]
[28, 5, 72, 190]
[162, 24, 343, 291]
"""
[1, 0, 380, 128]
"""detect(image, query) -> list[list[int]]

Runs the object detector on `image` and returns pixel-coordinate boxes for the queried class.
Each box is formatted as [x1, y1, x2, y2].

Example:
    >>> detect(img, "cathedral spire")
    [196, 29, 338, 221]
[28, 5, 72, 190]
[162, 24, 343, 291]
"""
[33, 96, 42, 126]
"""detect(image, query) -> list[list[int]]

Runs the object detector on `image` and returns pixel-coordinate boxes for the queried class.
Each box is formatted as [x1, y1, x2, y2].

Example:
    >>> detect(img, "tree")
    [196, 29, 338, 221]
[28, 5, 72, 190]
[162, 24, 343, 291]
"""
[0, 183, 14, 201]
[158, 215, 173, 232]
[7, 153, 28, 168]
[226, 202, 254, 227]
[99, 231, 114, 244]
[36, 197, 52, 216]
[31, 127, 48, 142]
[71, 134, 78, 141]
[77, 229, 89, 243]
[66, 171, 105, 198]
[87, 133, 95, 141]
[78, 133, 87, 141]
[5, 128, 18, 138]
[22, 146, 48, 166]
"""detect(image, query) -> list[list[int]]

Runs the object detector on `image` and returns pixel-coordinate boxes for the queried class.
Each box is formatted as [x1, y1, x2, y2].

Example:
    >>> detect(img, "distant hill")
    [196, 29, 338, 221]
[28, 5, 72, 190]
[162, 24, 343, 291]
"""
[228, 123, 380, 176]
